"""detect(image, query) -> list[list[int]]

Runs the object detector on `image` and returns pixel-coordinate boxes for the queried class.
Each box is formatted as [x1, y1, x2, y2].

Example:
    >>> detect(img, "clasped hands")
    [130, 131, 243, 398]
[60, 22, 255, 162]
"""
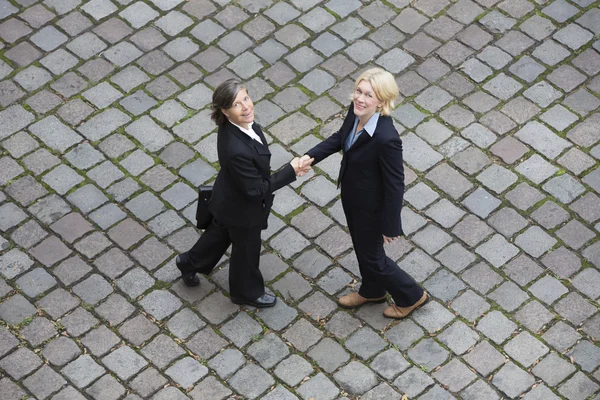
[290, 154, 314, 177]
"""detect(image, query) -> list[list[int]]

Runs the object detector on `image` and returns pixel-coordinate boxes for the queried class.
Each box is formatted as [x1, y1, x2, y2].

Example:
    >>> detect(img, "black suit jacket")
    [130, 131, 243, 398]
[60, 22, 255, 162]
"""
[306, 104, 405, 237]
[208, 120, 296, 229]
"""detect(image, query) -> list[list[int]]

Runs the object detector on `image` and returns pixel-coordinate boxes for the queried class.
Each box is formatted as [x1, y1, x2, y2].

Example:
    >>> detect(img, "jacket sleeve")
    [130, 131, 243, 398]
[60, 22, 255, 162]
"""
[304, 130, 343, 165]
[305, 104, 354, 164]
[379, 136, 405, 237]
[227, 154, 296, 199]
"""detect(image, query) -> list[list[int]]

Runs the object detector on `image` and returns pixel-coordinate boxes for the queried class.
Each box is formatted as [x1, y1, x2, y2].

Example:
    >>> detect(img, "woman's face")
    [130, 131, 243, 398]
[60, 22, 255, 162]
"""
[223, 88, 254, 128]
[353, 80, 383, 119]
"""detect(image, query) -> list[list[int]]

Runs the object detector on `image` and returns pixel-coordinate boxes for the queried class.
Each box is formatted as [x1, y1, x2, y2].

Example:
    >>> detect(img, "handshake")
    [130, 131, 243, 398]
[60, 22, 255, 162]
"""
[290, 154, 314, 177]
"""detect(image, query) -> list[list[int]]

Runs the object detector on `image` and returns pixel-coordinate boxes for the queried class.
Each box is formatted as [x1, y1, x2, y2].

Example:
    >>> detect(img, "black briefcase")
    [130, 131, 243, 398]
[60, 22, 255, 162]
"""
[195, 186, 213, 229]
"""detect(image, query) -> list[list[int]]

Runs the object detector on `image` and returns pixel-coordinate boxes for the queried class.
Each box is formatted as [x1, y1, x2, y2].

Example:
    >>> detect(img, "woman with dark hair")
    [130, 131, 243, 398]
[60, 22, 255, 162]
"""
[176, 79, 311, 308]
[300, 68, 427, 319]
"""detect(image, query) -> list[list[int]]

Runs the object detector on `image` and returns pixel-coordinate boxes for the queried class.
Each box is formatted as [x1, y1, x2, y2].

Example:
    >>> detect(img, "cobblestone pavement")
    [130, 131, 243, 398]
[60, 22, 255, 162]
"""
[0, 0, 599, 399]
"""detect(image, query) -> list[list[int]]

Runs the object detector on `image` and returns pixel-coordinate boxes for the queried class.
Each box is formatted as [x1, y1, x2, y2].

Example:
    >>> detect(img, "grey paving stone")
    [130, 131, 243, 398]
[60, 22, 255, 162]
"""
[61, 354, 105, 388]
[502, 255, 541, 289]
[86, 374, 127, 400]
[333, 361, 378, 395]
[483, 73, 523, 100]
[1, 132, 38, 160]
[118, 311, 160, 347]
[228, 364, 274, 399]
[477, 165, 518, 194]
[522, 81, 562, 109]
[5, 175, 47, 206]
[383, 319, 424, 353]
[488, 280, 529, 312]
[451, 146, 491, 176]
[437, 320, 479, 355]
[401, 132, 443, 172]
[492, 362, 535, 398]
[572, 268, 600, 300]
[497, 30, 536, 57]
[548, 65, 588, 93]
[403, 32, 441, 58]
[568, 114, 600, 149]
[342, 327, 385, 361]
[0, 18, 31, 44]
[432, 358, 476, 393]
[531, 352, 575, 387]
[450, 289, 490, 322]
[100, 346, 147, 382]
[476, 310, 517, 344]
[477, 46, 512, 71]
[488, 207, 529, 239]
[533, 40, 572, 67]
[247, 332, 289, 369]
[507, 55, 545, 84]
[423, 269, 465, 302]
[0, 348, 42, 386]
[71, 274, 113, 305]
[219, 312, 262, 349]
[555, 292, 597, 326]
[464, 341, 506, 376]
[391, 7, 428, 35]
[274, 354, 313, 387]
[504, 331, 549, 368]
[4, 41, 43, 69]
[559, 372, 600, 400]
[393, 366, 435, 398]
[501, 97, 541, 127]
[206, 348, 245, 381]
[41, 336, 81, 367]
[515, 300, 554, 333]
[556, 219, 596, 250]
[462, 58, 493, 83]
[0, 291, 39, 326]
[462, 188, 501, 219]
[184, 327, 228, 362]
[307, 337, 350, 373]
[542, 174, 585, 204]
[415, 120, 452, 147]
[410, 301, 454, 334]
[16, 266, 57, 298]
[164, 356, 208, 390]
[25, 90, 62, 114]
[520, 14, 556, 40]
[297, 372, 339, 400]
[119, 90, 158, 116]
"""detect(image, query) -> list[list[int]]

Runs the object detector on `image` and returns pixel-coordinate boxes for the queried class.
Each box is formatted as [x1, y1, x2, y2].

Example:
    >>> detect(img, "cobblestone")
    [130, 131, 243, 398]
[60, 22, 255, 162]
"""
[0, 1, 596, 398]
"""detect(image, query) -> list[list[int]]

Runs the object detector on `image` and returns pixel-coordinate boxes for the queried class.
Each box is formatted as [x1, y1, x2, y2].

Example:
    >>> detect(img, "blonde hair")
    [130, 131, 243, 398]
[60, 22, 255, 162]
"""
[352, 68, 399, 116]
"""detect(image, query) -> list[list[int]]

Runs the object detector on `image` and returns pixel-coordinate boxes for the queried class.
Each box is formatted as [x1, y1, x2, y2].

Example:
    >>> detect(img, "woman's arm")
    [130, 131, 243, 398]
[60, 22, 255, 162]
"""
[304, 104, 355, 165]
[227, 154, 296, 199]
[379, 136, 405, 238]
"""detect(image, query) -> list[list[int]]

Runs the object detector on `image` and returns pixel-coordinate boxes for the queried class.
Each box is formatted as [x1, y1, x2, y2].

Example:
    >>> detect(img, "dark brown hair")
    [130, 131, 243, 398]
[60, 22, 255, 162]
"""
[211, 79, 245, 125]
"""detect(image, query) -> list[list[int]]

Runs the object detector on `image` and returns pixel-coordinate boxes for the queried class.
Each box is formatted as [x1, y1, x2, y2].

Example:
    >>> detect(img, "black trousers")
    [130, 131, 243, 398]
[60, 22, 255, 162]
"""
[187, 218, 264, 300]
[342, 199, 424, 307]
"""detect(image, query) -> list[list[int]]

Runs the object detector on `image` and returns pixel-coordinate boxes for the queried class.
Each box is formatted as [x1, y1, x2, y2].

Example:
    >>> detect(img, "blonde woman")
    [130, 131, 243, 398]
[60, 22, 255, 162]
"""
[301, 68, 427, 319]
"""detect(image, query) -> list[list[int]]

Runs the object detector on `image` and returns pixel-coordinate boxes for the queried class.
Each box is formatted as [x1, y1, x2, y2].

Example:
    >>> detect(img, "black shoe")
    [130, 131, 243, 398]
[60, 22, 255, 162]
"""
[176, 254, 200, 287]
[231, 293, 277, 308]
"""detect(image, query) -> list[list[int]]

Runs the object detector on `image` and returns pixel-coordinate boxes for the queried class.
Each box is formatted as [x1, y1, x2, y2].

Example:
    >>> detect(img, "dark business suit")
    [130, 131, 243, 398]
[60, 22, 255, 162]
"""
[188, 120, 296, 300]
[306, 104, 423, 307]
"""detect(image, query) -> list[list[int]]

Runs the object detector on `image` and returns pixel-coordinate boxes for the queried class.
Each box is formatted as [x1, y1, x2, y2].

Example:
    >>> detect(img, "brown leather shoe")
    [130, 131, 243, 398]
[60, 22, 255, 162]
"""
[338, 292, 386, 309]
[383, 292, 429, 319]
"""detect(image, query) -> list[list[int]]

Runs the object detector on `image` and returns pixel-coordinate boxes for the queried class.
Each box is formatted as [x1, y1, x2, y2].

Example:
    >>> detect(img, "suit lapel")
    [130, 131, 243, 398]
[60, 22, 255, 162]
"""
[227, 122, 271, 156]
[346, 131, 372, 152]
[253, 124, 268, 147]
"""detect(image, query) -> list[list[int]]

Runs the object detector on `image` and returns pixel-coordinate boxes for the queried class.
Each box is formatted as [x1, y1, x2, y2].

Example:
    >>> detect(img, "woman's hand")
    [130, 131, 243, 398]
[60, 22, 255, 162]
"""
[383, 235, 399, 244]
[290, 156, 313, 177]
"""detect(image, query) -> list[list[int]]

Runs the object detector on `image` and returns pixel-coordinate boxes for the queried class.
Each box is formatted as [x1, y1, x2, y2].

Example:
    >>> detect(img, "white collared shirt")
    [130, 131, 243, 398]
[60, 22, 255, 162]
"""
[230, 120, 263, 144]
